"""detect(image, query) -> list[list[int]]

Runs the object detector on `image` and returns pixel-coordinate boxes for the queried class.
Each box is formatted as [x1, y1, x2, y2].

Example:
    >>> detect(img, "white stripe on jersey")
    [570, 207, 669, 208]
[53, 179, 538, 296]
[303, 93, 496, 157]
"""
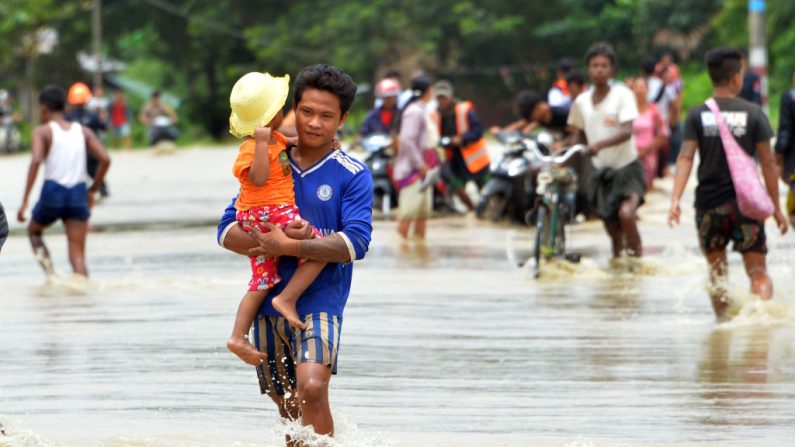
[331, 151, 363, 175]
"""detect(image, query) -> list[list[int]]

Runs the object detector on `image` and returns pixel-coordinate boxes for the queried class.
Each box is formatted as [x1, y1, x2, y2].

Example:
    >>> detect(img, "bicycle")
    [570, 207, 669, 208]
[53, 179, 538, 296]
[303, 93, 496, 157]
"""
[523, 141, 585, 278]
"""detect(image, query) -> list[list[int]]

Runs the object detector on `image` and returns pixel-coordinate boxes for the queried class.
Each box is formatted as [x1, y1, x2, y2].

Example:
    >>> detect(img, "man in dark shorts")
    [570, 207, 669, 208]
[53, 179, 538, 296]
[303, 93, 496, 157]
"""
[669, 47, 788, 320]
[217, 65, 372, 440]
[568, 42, 645, 259]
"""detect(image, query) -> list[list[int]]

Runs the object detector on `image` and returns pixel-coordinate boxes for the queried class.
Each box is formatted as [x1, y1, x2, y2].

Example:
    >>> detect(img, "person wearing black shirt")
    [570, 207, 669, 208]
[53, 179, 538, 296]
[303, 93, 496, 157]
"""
[669, 47, 787, 320]
[775, 68, 795, 228]
[66, 95, 109, 198]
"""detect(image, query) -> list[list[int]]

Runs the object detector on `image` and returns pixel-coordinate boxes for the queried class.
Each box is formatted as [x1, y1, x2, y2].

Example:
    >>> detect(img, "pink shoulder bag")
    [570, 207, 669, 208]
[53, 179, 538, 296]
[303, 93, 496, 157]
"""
[704, 98, 773, 221]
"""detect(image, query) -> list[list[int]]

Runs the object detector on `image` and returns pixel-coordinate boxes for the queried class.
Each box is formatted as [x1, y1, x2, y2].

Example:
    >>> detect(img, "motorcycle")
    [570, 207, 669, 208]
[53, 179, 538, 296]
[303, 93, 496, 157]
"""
[0, 112, 22, 153]
[475, 131, 554, 223]
[360, 133, 397, 215]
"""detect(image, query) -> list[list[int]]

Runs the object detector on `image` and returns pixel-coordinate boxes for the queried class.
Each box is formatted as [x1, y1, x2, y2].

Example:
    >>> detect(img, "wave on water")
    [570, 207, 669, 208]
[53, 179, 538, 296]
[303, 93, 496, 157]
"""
[0, 423, 61, 447]
[0, 414, 393, 447]
[34, 274, 94, 297]
[718, 291, 795, 329]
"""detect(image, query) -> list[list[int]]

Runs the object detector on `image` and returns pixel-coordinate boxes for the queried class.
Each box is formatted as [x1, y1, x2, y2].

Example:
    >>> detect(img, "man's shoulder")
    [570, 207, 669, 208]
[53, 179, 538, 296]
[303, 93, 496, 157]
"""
[329, 150, 369, 178]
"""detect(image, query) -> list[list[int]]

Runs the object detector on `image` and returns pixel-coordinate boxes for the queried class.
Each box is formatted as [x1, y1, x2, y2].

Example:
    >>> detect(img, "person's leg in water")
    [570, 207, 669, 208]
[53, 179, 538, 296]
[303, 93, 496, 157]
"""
[455, 184, 476, 211]
[603, 219, 624, 259]
[271, 260, 325, 330]
[413, 218, 427, 240]
[269, 394, 301, 447]
[228, 290, 270, 365]
[63, 218, 89, 276]
[617, 193, 642, 257]
[742, 252, 773, 300]
[296, 362, 334, 436]
[26, 220, 56, 277]
[397, 218, 411, 239]
[705, 251, 729, 319]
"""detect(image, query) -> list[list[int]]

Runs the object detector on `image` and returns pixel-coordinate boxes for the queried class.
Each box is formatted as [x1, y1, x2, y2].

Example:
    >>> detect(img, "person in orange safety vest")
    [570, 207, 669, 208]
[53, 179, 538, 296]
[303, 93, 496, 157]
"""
[433, 80, 491, 212]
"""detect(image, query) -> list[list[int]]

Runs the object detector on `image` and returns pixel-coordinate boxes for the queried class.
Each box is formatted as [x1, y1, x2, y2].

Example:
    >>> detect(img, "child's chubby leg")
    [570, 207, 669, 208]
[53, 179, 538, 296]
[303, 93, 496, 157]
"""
[270, 206, 326, 330]
[271, 260, 326, 330]
[227, 289, 270, 366]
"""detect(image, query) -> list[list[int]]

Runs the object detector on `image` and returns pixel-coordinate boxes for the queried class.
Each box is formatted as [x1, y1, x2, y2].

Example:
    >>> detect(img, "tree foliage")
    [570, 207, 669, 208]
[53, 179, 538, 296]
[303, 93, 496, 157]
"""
[0, 0, 792, 139]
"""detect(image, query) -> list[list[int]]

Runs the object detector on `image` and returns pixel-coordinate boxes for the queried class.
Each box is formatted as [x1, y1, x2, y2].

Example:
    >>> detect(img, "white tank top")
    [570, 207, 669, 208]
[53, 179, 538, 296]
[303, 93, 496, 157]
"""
[44, 121, 88, 188]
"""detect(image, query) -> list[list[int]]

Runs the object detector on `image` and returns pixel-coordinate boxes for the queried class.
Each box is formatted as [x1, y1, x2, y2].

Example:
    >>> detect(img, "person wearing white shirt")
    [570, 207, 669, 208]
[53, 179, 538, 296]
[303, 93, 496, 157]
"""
[568, 42, 646, 260]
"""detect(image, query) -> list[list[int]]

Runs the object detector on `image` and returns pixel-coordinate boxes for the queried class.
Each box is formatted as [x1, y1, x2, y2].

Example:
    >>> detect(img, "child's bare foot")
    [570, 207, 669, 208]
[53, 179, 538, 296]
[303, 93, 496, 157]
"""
[227, 335, 268, 365]
[272, 295, 307, 329]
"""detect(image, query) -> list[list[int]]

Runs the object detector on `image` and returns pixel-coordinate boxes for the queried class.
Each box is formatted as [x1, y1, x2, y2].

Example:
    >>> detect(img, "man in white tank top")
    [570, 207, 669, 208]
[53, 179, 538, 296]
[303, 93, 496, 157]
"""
[17, 86, 111, 278]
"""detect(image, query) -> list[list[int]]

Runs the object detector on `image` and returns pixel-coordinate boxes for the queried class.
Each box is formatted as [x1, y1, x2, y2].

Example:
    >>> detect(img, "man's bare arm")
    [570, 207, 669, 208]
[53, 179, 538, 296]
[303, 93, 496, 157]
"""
[222, 220, 318, 256]
[588, 122, 632, 155]
[668, 139, 697, 226]
[249, 224, 352, 263]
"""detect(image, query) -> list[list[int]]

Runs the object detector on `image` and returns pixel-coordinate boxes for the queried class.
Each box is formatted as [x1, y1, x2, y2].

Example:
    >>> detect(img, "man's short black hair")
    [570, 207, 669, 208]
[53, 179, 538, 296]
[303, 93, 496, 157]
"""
[705, 47, 743, 86]
[566, 72, 586, 87]
[39, 85, 66, 112]
[585, 42, 617, 67]
[516, 90, 543, 120]
[384, 69, 401, 81]
[152, 91, 160, 98]
[293, 64, 357, 116]
[640, 56, 657, 76]
[558, 58, 574, 75]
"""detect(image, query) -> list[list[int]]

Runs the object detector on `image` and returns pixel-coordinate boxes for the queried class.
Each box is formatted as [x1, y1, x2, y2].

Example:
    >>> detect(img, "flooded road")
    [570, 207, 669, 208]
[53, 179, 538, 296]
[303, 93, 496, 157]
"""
[1, 147, 794, 446]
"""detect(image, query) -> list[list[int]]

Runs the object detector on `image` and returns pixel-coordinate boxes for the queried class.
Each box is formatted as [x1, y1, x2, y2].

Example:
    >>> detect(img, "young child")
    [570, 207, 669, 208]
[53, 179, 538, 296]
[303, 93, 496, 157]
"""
[669, 48, 788, 320]
[226, 72, 325, 365]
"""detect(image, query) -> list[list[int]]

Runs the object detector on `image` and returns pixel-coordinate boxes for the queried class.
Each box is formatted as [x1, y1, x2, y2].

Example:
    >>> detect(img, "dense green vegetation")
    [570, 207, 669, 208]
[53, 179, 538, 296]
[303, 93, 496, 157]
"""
[1, 0, 793, 145]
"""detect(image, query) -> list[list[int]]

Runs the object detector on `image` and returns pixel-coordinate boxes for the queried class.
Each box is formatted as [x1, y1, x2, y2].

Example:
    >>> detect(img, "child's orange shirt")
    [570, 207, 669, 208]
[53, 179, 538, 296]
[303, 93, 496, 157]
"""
[233, 130, 295, 211]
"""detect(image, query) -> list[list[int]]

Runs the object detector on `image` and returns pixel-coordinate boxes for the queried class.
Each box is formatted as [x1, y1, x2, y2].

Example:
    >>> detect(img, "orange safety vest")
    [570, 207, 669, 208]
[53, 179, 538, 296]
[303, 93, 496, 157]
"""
[436, 101, 491, 174]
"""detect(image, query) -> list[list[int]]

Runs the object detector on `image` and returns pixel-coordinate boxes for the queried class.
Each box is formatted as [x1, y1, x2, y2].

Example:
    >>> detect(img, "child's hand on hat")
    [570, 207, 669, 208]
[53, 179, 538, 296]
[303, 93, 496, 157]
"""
[254, 125, 272, 145]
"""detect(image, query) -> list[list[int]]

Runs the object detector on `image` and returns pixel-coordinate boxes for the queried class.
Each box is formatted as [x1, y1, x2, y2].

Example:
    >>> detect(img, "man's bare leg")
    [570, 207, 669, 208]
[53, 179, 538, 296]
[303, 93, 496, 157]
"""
[296, 362, 333, 436]
[63, 219, 89, 276]
[227, 290, 270, 365]
[27, 221, 55, 277]
[603, 220, 624, 259]
[742, 252, 773, 300]
[272, 261, 326, 330]
[705, 251, 729, 319]
[270, 395, 301, 447]
[617, 194, 642, 257]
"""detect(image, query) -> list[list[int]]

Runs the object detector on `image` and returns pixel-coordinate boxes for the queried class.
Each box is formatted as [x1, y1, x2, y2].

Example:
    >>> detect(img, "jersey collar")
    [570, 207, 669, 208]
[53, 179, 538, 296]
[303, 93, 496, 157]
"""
[288, 146, 338, 178]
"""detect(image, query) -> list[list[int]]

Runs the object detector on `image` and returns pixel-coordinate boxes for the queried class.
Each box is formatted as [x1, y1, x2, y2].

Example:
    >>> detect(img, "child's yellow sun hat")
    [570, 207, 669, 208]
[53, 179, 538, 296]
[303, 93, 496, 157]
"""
[229, 72, 290, 139]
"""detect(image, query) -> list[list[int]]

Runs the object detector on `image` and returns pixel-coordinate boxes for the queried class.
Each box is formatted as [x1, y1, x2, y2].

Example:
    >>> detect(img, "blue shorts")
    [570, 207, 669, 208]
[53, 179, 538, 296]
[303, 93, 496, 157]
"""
[253, 312, 341, 398]
[32, 180, 90, 226]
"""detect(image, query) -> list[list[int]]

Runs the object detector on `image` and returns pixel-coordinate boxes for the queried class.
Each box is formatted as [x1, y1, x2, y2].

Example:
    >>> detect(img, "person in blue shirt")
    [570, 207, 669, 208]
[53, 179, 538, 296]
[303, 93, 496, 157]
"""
[217, 64, 372, 440]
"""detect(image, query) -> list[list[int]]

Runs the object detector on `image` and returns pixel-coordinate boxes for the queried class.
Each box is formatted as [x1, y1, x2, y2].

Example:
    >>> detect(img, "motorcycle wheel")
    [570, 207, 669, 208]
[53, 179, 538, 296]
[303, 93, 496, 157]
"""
[477, 194, 507, 222]
[533, 205, 547, 278]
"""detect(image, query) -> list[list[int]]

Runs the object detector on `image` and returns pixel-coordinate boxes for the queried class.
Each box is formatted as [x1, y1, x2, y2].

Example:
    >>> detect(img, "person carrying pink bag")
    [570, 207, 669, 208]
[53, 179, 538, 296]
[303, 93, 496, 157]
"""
[669, 48, 788, 321]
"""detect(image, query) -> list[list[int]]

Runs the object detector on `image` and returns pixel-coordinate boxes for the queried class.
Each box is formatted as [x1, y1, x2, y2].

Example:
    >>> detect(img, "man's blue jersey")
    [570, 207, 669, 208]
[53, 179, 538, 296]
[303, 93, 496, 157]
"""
[218, 148, 373, 318]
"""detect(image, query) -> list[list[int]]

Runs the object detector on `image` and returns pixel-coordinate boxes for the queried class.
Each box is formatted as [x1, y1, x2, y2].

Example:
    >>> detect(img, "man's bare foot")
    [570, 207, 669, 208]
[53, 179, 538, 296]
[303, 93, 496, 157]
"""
[272, 295, 307, 329]
[227, 335, 268, 365]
